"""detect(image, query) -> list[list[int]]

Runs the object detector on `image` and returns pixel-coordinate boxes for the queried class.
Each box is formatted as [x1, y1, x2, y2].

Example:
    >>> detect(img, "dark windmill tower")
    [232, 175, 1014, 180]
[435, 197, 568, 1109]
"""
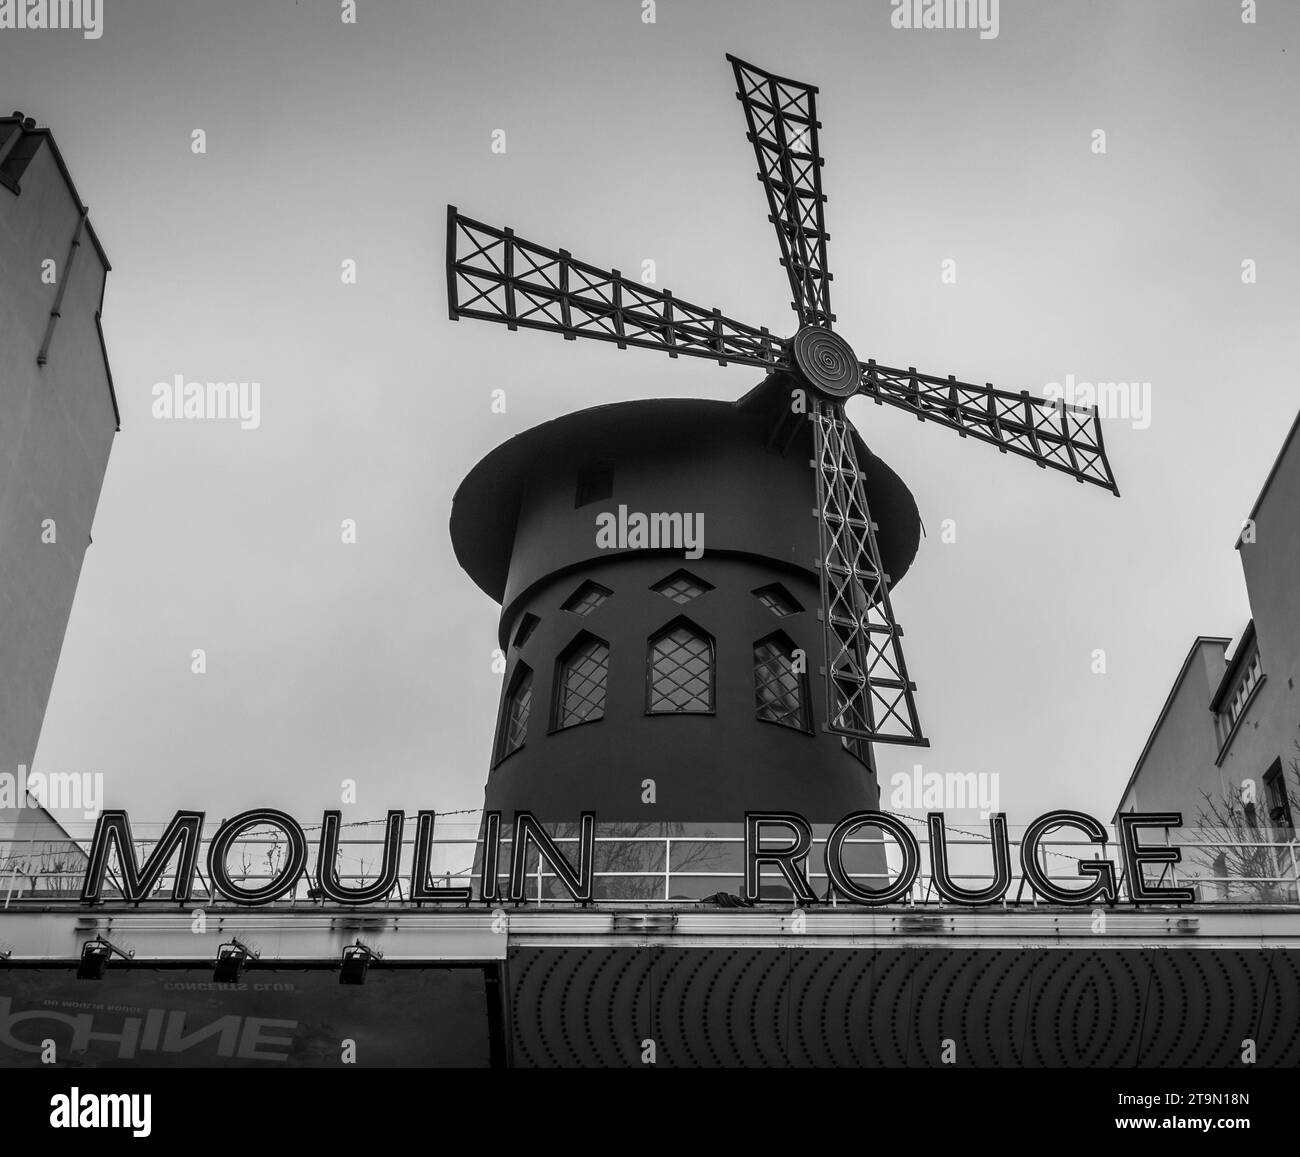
[448, 56, 1118, 901]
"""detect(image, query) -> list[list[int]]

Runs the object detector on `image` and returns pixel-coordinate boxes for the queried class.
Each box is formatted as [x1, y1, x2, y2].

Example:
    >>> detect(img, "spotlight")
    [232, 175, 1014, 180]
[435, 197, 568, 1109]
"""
[78, 940, 111, 980]
[77, 937, 131, 980]
[339, 939, 381, 985]
[213, 938, 260, 984]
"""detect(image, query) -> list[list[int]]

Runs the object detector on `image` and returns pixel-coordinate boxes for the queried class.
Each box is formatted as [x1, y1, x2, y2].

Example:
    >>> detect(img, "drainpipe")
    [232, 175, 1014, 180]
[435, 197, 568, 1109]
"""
[36, 205, 88, 367]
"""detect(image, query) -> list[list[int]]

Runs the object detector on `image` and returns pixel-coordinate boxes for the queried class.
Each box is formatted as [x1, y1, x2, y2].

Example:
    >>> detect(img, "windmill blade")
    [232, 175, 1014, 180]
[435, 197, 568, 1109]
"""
[857, 360, 1120, 495]
[727, 55, 834, 329]
[447, 207, 782, 369]
[811, 399, 926, 748]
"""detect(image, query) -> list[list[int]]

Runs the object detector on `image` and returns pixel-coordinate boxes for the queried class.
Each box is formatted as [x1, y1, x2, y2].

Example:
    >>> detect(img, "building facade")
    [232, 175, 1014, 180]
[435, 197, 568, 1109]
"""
[1115, 410, 1300, 900]
[0, 112, 118, 776]
[0, 113, 116, 890]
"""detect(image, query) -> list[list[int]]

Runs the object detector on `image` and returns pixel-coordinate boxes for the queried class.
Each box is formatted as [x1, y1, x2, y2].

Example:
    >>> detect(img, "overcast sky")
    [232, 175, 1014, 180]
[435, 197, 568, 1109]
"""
[5, 0, 1297, 836]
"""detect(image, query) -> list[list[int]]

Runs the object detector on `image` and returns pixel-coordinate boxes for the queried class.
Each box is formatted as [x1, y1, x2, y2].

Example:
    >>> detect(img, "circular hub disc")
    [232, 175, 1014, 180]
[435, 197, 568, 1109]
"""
[791, 326, 860, 398]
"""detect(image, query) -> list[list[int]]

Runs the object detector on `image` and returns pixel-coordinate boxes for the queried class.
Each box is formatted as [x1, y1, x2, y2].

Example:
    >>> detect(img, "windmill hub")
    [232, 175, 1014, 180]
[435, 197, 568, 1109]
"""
[790, 325, 859, 399]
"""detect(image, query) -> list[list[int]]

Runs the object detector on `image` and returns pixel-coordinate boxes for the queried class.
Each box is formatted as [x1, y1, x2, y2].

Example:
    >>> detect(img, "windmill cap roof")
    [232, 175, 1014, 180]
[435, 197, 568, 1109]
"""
[451, 395, 922, 605]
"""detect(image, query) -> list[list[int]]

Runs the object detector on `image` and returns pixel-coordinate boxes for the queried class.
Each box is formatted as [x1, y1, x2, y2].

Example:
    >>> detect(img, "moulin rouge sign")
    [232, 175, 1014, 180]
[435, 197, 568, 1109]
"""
[76, 808, 1196, 908]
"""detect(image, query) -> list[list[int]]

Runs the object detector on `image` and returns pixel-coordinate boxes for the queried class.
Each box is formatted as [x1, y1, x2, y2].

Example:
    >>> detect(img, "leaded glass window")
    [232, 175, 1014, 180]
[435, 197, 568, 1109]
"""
[652, 570, 713, 605]
[648, 621, 714, 713]
[754, 583, 802, 617]
[495, 664, 532, 763]
[754, 634, 808, 731]
[562, 581, 612, 616]
[838, 696, 871, 768]
[554, 633, 609, 729]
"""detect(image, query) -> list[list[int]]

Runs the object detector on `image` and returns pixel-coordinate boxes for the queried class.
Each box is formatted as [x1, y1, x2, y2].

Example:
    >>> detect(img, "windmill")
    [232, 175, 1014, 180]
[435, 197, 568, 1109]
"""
[445, 53, 1118, 752]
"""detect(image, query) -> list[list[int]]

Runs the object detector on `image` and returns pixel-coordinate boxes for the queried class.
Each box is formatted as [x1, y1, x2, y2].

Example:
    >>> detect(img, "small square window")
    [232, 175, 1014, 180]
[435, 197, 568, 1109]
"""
[652, 570, 713, 605]
[754, 583, 802, 618]
[575, 461, 614, 509]
[1263, 759, 1294, 831]
[512, 613, 539, 649]
[562, 581, 612, 616]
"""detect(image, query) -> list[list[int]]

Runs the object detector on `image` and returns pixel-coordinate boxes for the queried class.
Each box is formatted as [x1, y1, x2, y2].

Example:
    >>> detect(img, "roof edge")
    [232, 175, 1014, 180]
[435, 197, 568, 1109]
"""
[1236, 407, 1300, 549]
[0, 117, 111, 270]
[1111, 635, 1233, 823]
[1208, 619, 1256, 713]
[2, 116, 118, 431]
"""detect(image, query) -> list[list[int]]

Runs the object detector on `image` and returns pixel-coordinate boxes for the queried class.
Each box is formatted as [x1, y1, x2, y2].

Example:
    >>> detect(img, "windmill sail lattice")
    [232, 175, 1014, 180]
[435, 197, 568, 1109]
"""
[728, 53, 834, 328]
[859, 361, 1118, 493]
[447, 210, 781, 368]
[811, 400, 923, 745]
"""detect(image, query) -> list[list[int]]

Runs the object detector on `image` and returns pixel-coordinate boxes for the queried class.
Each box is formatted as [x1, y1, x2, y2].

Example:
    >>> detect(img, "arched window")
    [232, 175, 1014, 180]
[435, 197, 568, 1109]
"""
[494, 663, 533, 765]
[647, 619, 714, 714]
[553, 632, 609, 730]
[837, 698, 871, 768]
[754, 632, 810, 732]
